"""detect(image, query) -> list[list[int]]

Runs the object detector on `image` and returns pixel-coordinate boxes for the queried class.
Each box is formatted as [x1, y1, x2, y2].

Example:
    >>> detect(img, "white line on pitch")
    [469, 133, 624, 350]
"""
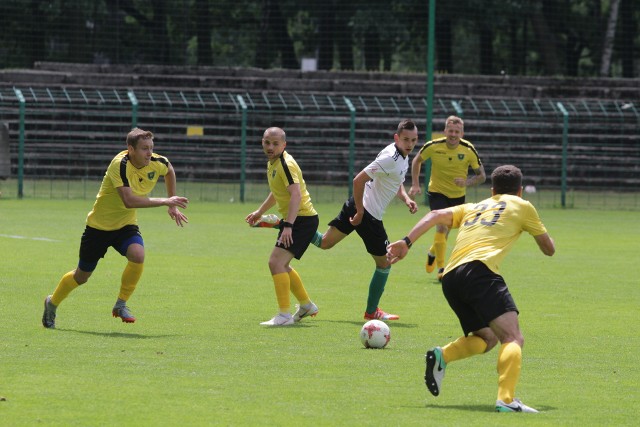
[0, 234, 60, 242]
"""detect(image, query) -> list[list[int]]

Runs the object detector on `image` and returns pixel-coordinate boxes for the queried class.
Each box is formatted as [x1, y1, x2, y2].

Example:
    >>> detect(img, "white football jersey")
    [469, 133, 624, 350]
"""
[362, 143, 409, 220]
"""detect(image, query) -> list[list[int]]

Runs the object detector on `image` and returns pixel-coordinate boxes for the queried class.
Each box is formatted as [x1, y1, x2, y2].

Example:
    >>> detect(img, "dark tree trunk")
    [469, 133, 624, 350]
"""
[152, 0, 171, 64]
[256, 0, 298, 69]
[509, 18, 520, 75]
[195, 0, 212, 66]
[335, 8, 354, 70]
[29, 0, 46, 65]
[435, 19, 452, 73]
[619, 0, 635, 77]
[529, 4, 562, 75]
[363, 28, 379, 71]
[479, 25, 493, 74]
[565, 33, 580, 76]
[317, 5, 334, 70]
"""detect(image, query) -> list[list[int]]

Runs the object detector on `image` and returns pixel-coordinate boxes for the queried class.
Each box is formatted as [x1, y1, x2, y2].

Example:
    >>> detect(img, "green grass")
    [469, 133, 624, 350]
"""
[1, 199, 638, 426]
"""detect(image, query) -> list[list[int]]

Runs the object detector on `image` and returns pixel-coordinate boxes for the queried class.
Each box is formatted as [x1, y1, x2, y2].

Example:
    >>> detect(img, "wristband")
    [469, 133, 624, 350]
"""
[402, 236, 412, 248]
[281, 221, 293, 228]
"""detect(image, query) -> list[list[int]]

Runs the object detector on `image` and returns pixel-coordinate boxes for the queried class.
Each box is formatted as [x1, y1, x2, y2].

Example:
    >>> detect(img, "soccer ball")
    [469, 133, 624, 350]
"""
[360, 320, 391, 349]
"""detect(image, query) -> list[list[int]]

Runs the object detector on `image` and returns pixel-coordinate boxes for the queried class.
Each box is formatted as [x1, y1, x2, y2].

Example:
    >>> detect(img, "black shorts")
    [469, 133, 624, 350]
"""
[428, 192, 466, 211]
[276, 215, 319, 260]
[79, 225, 143, 267]
[328, 196, 388, 256]
[441, 260, 518, 336]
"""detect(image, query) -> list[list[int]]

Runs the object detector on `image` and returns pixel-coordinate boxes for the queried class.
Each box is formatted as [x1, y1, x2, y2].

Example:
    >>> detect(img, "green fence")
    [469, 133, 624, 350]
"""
[0, 87, 638, 209]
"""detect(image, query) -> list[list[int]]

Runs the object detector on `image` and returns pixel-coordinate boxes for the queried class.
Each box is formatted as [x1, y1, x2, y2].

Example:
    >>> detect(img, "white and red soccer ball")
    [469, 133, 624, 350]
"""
[360, 319, 391, 349]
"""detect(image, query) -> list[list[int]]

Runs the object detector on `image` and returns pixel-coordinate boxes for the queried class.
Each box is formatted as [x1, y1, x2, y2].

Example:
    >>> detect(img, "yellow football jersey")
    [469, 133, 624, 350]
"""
[267, 151, 317, 218]
[86, 150, 169, 230]
[444, 194, 548, 275]
[418, 138, 482, 198]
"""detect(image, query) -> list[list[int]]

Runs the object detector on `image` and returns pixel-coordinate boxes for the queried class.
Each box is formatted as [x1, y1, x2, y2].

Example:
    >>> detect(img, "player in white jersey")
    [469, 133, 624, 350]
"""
[310, 119, 419, 320]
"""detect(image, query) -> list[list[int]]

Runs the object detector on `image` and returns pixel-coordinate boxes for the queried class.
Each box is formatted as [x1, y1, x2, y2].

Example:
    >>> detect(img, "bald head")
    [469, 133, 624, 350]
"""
[263, 127, 286, 141]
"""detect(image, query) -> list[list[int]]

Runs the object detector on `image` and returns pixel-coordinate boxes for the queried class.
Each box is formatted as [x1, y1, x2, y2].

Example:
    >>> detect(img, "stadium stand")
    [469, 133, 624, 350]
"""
[0, 63, 638, 193]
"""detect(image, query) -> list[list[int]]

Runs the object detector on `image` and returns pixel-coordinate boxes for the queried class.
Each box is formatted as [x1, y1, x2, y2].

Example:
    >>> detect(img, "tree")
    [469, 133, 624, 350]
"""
[255, 0, 298, 69]
[195, 0, 212, 66]
[600, 0, 622, 76]
[618, 0, 637, 77]
[529, 1, 562, 75]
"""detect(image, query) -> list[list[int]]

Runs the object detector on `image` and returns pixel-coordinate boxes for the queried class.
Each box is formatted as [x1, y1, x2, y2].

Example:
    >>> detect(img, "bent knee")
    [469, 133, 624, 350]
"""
[484, 336, 499, 352]
[320, 240, 336, 250]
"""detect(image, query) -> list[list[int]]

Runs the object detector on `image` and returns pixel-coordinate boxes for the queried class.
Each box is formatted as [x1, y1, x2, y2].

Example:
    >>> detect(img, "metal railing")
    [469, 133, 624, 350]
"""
[0, 87, 638, 209]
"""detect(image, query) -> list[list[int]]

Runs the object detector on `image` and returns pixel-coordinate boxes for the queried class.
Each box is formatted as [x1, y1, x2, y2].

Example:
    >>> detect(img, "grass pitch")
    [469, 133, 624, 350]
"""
[1, 199, 638, 426]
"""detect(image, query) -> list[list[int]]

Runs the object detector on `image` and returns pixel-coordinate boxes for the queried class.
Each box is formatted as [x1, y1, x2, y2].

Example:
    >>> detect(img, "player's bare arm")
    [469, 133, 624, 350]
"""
[117, 186, 189, 210]
[534, 233, 556, 256]
[454, 165, 487, 188]
[397, 185, 418, 214]
[349, 170, 369, 226]
[246, 192, 276, 225]
[408, 153, 424, 196]
[164, 164, 189, 226]
[278, 183, 301, 248]
[386, 209, 453, 263]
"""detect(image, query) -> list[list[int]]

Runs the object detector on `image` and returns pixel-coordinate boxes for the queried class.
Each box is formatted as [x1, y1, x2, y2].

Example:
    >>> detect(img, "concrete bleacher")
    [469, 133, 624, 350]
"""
[1, 62, 638, 189]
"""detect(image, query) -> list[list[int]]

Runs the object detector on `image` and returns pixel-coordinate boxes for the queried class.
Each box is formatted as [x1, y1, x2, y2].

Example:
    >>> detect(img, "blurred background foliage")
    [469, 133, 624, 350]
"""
[0, 0, 637, 77]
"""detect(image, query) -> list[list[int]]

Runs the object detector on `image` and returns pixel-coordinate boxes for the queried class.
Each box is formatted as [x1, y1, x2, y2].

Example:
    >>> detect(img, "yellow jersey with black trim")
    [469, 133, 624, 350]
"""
[444, 194, 548, 275]
[417, 138, 482, 198]
[86, 150, 169, 230]
[267, 151, 317, 217]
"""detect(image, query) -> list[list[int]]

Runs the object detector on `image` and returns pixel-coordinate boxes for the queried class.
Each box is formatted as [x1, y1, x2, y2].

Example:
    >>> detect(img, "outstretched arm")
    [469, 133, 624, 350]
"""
[245, 192, 277, 225]
[386, 208, 453, 263]
[116, 163, 189, 226]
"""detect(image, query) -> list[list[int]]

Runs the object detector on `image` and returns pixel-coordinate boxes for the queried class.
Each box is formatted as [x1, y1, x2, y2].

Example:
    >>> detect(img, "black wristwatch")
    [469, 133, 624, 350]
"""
[402, 236, 412, 248]
[281, 221, 293, 228]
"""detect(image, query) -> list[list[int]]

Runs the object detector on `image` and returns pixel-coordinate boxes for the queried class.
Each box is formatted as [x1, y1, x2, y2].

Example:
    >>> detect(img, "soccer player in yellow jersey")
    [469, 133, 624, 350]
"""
[42, 128, 188, 329]
[387, 165, 555, 413]
[246, 127, 320, 326]
[409, 116, 485, 281]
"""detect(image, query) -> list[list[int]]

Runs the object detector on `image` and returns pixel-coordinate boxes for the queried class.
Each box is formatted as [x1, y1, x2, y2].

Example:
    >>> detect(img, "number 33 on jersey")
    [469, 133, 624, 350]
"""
[445, 194, 548, 275]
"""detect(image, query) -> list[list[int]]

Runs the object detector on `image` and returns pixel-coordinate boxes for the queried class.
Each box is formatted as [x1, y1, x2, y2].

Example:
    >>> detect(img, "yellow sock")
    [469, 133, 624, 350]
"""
[118, 261, 144, 301]
[272, 272, 291, 312]
[497, 342, 522, 403]
[288, 269, 310, 305]
[434, 231, 447, 269]
[442, 335, 487, 364]
[428, 244, 435, 256]
[51, 271, 79, 306]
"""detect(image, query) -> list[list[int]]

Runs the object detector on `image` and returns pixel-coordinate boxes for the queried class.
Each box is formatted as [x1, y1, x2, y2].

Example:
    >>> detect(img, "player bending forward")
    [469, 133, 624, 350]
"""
[387, 165, 555, 413]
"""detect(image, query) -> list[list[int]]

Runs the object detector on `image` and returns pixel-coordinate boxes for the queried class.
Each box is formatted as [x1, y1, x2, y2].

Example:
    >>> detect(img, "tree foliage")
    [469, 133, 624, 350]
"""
[0, 0, 637, 77]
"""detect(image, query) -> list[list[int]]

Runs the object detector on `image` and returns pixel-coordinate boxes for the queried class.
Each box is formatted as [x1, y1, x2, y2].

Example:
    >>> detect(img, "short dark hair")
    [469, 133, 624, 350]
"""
[397, 119, 417, 135]
[126, 128, 154, 148]
[491, 165, 522, 195]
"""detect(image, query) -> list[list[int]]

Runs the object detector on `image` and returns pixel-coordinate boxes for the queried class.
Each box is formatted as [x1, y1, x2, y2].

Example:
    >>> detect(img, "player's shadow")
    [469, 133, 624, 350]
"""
[424, 403, 497, 412]
[55, 328, 178, 339]
[423, 403, 557, 413]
